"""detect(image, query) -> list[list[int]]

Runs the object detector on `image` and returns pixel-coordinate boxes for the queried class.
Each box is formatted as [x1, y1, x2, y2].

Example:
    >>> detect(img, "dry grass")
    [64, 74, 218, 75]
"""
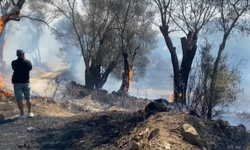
[32, 100, 75, 117]
[0, 98, 74, 119]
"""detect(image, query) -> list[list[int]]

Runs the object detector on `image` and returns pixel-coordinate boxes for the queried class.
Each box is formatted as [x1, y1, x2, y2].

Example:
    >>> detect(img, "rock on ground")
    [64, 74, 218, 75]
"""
[181, 123, 201, 147]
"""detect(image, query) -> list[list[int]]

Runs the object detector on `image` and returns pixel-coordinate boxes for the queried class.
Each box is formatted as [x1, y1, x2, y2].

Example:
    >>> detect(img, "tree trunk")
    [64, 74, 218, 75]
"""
[207, 44, 225, 119]
[179, 32, 198, 105]
[0, 3, 10, 89]
[96, 61, 116, 89]
[95, 78, 106, 90]
[207, 31, 231, 120]
[85, 61, 117, 90]
[160, 27, 198, 106]
[85, 73, 95, 89]
[159, 25, 180, 104]
[85, 66, 96, 89]
[118, 52, 133, 95]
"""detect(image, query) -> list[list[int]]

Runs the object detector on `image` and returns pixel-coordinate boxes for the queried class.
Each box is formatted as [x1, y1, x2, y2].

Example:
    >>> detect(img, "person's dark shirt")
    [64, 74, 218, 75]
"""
[11, 57, 32, 83]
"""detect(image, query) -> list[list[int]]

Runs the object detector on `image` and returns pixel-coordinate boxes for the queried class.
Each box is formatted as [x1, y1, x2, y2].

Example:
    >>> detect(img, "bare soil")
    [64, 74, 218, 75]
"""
[0, 98, 144, 150]
[106, 112, 250, 150]
[1, 94, 250, 150]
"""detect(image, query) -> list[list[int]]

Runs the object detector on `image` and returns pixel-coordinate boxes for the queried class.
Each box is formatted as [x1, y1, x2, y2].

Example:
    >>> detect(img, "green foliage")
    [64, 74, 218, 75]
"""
[188, 41, 243, 118]
[214, 54, 243, 106]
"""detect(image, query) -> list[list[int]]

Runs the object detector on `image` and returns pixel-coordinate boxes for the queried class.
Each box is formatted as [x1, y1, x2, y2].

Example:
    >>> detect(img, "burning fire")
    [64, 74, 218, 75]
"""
[0, 72, 5, 88]
[0, 16, 5, 36]
[0, 40, 13, 97]
[0, 10, 21, 36]
[170, 92, 183, 104]
[128, 66, 133, 88]
[0, 9, 22, 98]
[170, 93, 174, 103]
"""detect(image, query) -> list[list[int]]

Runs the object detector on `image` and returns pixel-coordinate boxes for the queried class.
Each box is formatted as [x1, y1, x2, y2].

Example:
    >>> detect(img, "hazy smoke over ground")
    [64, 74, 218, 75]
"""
[2, 10, 250, 130]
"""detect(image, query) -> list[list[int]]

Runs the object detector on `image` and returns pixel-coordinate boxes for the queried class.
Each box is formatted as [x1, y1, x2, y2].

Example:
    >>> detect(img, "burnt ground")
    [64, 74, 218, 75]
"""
[0, 99, 144, 150]
[33, 112, 143, 150]
[1, 96, 250, 150]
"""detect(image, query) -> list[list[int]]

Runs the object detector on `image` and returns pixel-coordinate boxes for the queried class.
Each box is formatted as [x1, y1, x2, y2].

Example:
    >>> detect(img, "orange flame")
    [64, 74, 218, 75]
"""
[0, 16, 5, 36]
[0, 40, 13, 97]
[0, 72, 5, 89]
[0, 40, 6, 90]
[0, 15, 5, 90]
[170, 92, 183, 103]
[170, 93, 174, 103]
[0, 88, 12, 97]
[128, 66, 133, 88]
[0, 11, 21, 36]
[0, 15, 14, 98]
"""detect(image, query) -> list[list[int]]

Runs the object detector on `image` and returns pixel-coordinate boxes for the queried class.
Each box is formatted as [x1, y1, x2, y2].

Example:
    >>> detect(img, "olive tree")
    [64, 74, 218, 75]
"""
[153, 0, 217, 105]
[43, 0, 156, 90]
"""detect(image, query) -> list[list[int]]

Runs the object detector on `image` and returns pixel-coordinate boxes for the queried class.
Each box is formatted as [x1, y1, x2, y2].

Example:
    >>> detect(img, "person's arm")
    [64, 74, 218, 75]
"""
[11, 61, 15, 71]
[27, 61, 32, 71]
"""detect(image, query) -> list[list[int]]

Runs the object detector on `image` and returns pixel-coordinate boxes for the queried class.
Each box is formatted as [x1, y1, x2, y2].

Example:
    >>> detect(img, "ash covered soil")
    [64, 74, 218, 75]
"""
[1, 88, 250, 150]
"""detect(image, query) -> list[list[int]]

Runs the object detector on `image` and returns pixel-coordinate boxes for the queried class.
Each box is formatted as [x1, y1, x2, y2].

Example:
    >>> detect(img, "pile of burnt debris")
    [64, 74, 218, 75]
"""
[65, 81, 143, 99]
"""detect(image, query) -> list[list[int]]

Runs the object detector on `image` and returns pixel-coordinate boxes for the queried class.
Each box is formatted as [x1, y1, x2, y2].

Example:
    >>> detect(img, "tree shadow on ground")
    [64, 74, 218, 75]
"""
[35, 111, 144, 150]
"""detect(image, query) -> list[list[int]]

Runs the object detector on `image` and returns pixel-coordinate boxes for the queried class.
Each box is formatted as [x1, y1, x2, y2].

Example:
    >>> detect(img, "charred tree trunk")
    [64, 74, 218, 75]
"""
[160, 25, 198, 105]
[85, 66, 96, 89]
[179, 31, 198, 105]
[85, 61, 117, 90]
[0, 2, 10, 89]
[118, 52, 133, 95]
[117, 45, 139, 95]
[159, 25, 180, 104]
[0, 0, 25, 26]
[96, 61, 116, 89]
[85, 73, 95, 89]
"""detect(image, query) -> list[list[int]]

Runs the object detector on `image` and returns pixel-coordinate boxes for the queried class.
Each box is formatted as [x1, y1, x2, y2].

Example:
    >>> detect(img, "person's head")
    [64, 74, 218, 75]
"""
[16, 49, 25, 58]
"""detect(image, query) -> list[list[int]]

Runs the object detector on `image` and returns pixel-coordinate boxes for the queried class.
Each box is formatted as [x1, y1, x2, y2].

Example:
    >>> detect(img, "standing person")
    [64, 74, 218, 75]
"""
[11, 49, 34, 119]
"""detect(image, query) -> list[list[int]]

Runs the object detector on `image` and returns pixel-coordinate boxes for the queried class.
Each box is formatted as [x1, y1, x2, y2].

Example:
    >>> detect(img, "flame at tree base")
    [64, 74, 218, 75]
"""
[0, 72, 13, 98]
[0, 20, 13, 98]
[128, 66, 133, 88]
[0, 1, 25, 99]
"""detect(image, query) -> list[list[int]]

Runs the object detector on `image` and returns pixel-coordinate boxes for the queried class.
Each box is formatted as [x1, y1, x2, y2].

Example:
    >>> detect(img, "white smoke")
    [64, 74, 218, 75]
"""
[1, 2, 250, 130]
